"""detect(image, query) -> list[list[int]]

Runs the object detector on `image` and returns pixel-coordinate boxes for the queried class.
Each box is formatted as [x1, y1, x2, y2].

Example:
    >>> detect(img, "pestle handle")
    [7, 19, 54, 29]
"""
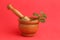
[7, 4, 30, 21]
[7, 4, 24, 18]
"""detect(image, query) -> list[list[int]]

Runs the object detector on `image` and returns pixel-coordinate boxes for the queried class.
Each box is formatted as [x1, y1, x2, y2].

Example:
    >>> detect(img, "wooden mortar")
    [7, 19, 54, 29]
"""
[18, 17, 39, 37]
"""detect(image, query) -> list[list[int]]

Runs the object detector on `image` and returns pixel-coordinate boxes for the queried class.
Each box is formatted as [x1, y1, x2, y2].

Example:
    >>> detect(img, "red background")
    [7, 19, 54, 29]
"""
[0, 0, 60, 40]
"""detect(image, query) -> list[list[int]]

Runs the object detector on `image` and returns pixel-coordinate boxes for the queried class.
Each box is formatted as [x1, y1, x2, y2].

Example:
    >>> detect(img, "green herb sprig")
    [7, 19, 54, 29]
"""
[33, 11, 47, 23]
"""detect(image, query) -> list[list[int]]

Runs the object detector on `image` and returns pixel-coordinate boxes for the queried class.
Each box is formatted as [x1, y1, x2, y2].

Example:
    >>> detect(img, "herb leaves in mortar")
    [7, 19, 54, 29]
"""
[33, 11, 47, 23]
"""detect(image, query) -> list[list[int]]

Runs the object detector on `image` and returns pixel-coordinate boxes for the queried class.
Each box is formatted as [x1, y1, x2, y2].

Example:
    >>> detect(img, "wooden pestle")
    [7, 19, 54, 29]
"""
[7, 4, 30, 21]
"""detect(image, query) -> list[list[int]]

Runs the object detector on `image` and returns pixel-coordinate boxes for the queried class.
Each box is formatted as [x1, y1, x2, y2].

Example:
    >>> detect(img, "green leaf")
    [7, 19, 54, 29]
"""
[40, 11, 47, 18]
[33, 12, 40, 17]
[42, 14, 47, 18]
[39, 19, 45, 23]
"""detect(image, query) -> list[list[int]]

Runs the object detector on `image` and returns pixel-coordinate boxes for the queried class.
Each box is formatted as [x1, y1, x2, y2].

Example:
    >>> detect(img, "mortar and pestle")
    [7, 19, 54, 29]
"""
[7, 4, 46, 37]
